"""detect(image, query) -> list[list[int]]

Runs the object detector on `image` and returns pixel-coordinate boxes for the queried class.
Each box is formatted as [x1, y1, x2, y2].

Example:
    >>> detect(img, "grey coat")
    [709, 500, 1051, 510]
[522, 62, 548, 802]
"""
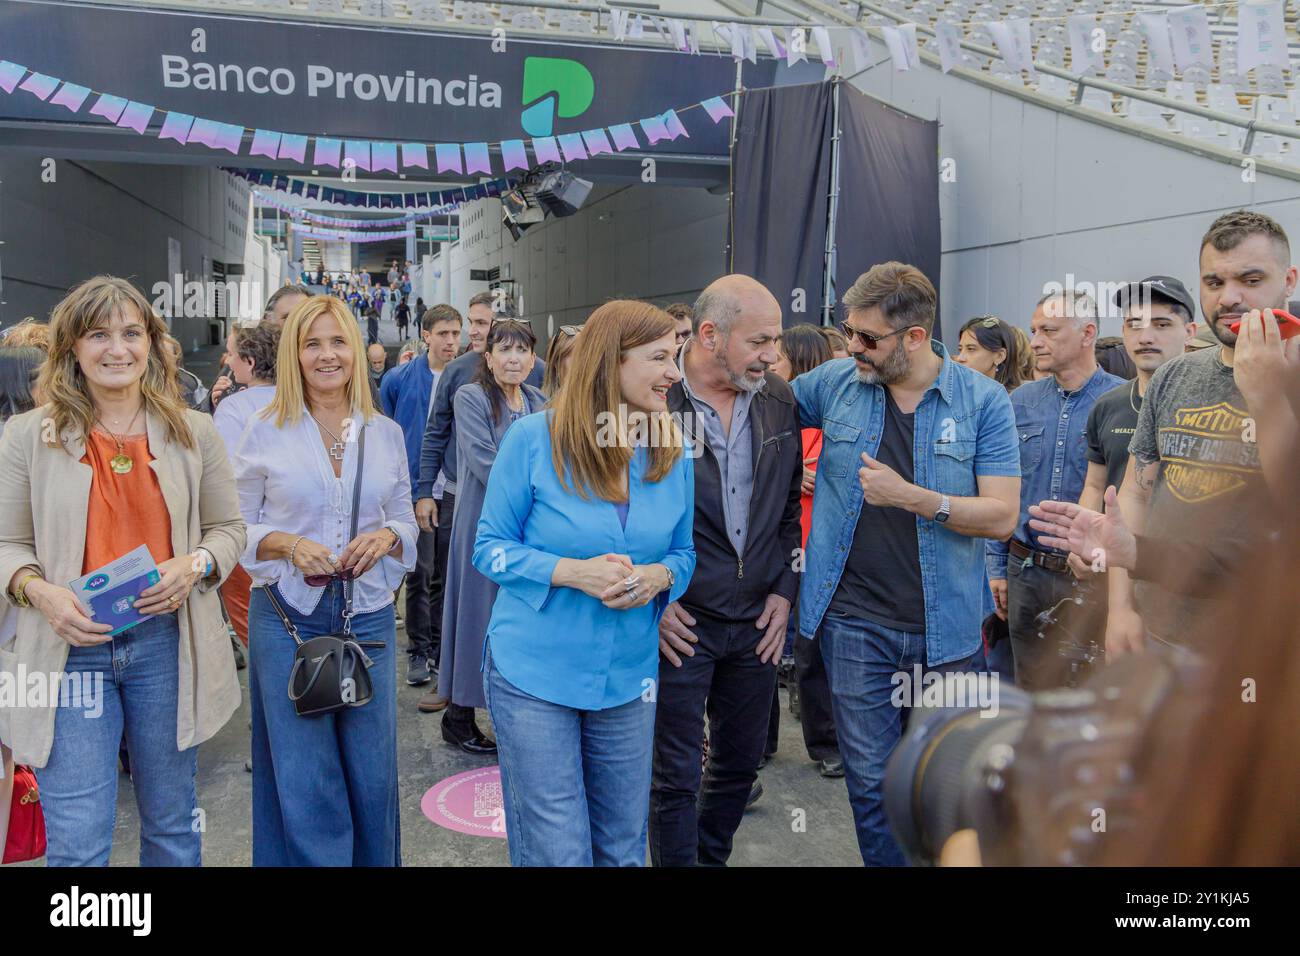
[438, 381, 547, 708]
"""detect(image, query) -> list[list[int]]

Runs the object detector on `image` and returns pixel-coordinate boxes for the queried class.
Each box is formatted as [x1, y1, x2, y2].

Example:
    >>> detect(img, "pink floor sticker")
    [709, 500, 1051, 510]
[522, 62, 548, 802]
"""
[422, 766, 507, 838]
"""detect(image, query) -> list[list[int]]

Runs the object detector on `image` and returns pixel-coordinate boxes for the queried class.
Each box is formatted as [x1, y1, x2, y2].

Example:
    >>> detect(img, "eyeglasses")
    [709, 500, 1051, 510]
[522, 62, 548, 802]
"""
[303, 567, 358, 588]
[839, 322, 918, 350]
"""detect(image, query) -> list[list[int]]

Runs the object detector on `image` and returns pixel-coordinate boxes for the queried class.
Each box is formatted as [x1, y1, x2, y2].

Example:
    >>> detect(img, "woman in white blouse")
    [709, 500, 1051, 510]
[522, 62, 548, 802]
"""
[234, 295, 417, 867]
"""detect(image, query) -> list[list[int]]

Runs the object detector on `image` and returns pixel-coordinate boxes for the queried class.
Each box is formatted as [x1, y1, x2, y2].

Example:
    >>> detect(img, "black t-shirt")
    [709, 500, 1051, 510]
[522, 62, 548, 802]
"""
[396, 304, 411, 325]
[829, 390, 925, 632]
[1085, 381, 1141, 493]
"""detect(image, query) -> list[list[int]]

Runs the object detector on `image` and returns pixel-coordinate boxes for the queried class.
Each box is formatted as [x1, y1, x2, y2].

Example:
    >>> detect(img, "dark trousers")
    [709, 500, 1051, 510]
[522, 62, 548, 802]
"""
[794, 629, 839, 761]
[367, 318, 379, 346]
[404, 492, 454, 663]
[650, 613, 776, 867]
[1006, 558, 1079, 690]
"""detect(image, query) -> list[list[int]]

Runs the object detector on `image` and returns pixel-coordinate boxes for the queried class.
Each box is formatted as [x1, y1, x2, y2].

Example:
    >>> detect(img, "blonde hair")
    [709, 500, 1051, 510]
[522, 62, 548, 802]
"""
[262, 295, 376, 427]
[549, 300, 682, 502]
[2, 319, 51, 351]
[38, 276, 192, 450]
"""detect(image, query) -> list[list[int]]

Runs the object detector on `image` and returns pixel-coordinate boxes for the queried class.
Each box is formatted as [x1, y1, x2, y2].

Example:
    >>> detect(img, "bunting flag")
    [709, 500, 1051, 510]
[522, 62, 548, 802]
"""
[501, 139, 529, 171]
[298, 226, 416, 242]
[1138, 13, 1176, 76]
[371, 141, 398, 173]
[757, 27, 785, 61]
[116, 101, 154, 134]
[881, 24, 921, 72]
[232, 168, 513, 211]
[609, 123, 639, 151]
[48, 82, 90, 112]
[278, 133, 308, 163]
[463, 142, 492, 174]
[0, 59, 741, 175]
[557, 132, 587, 161]
[1167, 5, 1214, 71]
[1066, 15, 1105, 76]
[700, 96, 735, 123]
[581, 128, 613, 156]
[1237, 0, 1288, 74]
[17, 71, 59, 100]
[400, 142, 429, 169]
[434, 143, 462, 174]
[787, 28, 808, 66]
[531, 136, 561, 164]
[935, 21, 964, 74]
[250, 129, 282, 159]
[158, 111, 195, 144]
[811, 26, 837, 68]
[988, 19, 1036, 77]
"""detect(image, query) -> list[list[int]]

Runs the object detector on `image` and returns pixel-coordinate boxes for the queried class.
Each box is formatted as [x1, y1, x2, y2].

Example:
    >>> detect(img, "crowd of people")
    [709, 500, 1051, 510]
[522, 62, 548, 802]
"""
[0, 208, 1295, 867]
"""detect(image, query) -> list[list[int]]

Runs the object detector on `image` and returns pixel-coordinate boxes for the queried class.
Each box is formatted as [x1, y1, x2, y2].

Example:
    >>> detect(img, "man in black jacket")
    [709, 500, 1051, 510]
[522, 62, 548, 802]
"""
[650, 275, 803, 866]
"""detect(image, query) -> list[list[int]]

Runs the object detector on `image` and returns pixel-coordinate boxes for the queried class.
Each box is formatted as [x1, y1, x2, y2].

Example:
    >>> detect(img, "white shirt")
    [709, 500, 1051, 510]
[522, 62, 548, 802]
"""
[212, 384, 275, 466]
[234, 407, 418, 616]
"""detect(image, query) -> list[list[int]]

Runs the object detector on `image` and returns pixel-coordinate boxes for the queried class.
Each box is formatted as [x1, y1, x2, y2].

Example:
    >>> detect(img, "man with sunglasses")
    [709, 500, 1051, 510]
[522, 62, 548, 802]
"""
[987, 289, 1122, 690]
[790, 262, 1021, 866]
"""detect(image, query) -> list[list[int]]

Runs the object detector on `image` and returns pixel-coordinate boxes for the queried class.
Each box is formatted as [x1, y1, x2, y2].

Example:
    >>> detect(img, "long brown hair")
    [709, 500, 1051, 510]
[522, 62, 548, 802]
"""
[549, 300, 683, 502]
[38, 275, 193, 450]
[261, 295, 376, 427]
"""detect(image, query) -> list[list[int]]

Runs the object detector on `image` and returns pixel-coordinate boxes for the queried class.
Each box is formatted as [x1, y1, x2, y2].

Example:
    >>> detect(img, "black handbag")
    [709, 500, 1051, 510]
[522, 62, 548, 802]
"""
[260, 425, 385, 718]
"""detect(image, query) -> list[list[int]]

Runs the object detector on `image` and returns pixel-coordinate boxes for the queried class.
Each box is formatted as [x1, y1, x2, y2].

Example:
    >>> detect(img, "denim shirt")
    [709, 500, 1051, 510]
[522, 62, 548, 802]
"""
[791, 343, 1020, 666]
[985, 367, 1124, 580]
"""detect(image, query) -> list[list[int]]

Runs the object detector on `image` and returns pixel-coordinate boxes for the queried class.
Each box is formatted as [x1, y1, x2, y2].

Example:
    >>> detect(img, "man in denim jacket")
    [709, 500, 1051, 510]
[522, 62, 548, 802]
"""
[791, 263, 1021, 866]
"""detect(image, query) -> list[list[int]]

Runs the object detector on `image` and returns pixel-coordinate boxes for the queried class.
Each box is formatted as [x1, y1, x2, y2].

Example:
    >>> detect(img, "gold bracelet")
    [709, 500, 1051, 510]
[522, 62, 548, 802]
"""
[13, 572, 41, 608]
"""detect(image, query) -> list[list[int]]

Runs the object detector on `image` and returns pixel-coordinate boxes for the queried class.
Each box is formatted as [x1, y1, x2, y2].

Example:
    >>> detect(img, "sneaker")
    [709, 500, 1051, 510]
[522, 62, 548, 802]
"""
[745, 779, 764, 811]
[406, 656, 432, 686]
[817, 757, 845, 779]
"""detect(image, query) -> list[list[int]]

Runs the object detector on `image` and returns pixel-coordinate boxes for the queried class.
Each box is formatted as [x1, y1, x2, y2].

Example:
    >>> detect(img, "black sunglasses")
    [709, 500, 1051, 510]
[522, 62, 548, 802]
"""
[304, 567, 358, 588]
[839, 322, 917, 350]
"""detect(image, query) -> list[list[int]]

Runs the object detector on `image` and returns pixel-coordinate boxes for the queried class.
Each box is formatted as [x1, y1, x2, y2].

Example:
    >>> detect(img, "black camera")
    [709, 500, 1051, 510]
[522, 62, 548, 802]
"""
[883, 649, 1205, 866]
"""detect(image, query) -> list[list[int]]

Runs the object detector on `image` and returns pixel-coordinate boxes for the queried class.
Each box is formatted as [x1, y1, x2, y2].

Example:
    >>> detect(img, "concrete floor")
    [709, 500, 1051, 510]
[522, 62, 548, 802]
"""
[90, 304, 862, 867]
[79, 616, 861, 867]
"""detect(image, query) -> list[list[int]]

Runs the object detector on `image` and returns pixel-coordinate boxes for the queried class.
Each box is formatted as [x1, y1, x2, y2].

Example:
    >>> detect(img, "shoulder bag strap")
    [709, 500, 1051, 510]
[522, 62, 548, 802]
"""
[341, 422, 367, 635]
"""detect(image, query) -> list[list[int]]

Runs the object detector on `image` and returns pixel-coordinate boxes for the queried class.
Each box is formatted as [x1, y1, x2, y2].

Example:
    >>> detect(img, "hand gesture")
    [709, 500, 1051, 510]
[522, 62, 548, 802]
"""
[210, 374, 233, 408]
[415, 497, 439, 533]
[858, 452, 915, 510]
[1234, 308, 1300, 411]
[341, 529, 397, 577]
[754, 593, 791, 665]
[801, 456, 818, 497]
[658, 601, 699, 668]
[1028, 486, 1136, 573]
[26, 580, 114, 647]
[290, 537, 340, 578]
[566, 553, 634, 600]
[600, 563, 670, 611]
[989, 578, 1008, 622]
[137, 554, 203, 616]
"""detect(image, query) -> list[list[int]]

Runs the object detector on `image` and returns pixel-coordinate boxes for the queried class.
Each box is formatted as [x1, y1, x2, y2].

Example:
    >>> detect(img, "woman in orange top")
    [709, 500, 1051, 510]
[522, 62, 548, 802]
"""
[766, 324, 842, 777]
[0, 276, 245, 866]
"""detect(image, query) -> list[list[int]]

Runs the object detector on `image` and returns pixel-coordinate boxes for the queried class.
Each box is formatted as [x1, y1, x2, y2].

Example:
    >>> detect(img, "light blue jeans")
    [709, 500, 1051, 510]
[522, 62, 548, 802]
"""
[248, 582, 400, 866]
[483, 641, 656, 866]
[35, 612, 200, 867]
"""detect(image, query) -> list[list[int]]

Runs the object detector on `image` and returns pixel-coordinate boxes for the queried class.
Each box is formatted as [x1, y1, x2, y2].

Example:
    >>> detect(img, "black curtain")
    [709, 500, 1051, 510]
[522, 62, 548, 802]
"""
[729, 83, 833, 327]
[834, 84, 942, 338]
[729, 81, 941, 337]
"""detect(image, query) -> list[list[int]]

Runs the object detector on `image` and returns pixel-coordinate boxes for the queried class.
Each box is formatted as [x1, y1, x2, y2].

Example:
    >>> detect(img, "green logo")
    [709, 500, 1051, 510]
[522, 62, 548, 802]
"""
[521, 56, 594, 137]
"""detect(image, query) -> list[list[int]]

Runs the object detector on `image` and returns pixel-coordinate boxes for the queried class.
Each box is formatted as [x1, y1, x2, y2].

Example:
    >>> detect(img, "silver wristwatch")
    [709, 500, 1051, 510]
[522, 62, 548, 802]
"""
[934, 494, 951, 524]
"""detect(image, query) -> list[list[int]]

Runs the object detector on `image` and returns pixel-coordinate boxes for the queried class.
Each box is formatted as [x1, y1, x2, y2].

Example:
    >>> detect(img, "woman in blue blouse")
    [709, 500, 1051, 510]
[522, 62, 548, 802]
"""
[473, 300, 696, 867]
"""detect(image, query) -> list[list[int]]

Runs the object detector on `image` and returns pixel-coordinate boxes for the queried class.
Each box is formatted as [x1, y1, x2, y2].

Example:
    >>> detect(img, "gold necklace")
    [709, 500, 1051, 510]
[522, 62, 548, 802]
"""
[97, 405, 144, 475]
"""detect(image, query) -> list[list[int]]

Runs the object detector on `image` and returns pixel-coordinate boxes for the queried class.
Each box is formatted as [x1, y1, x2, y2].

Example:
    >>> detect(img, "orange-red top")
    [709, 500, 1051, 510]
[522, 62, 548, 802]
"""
[81, 430, 174, 575]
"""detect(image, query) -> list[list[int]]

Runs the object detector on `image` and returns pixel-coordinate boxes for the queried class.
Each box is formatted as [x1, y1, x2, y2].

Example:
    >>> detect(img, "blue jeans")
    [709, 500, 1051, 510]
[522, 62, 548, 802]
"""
[248, 582, 400, 866]
[483, 642, 656, 866]
[819, 611, 981, 867]
[35, 613, 199, 867]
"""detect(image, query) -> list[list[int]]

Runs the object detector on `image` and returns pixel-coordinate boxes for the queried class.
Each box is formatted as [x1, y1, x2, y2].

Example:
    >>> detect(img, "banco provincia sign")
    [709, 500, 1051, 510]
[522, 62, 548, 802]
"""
[0, 0, 774, 155]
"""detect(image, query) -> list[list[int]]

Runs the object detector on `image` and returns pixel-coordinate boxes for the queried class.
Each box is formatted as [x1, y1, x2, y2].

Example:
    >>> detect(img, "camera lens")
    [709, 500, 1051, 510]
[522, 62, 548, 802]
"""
[883, 686, 1032, 865]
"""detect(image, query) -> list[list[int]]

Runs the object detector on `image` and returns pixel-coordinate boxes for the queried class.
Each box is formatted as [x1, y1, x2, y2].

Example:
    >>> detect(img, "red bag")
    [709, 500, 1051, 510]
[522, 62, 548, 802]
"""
[3, 765, 46, 864]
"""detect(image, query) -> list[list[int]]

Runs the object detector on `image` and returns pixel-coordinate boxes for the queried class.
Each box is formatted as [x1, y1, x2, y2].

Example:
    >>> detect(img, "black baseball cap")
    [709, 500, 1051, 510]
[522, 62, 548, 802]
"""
[1113, 276, 1197, 322]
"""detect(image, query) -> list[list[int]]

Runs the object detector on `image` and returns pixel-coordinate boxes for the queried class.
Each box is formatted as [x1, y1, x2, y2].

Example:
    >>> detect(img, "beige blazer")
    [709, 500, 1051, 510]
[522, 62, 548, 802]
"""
[0, 405, 246, 767]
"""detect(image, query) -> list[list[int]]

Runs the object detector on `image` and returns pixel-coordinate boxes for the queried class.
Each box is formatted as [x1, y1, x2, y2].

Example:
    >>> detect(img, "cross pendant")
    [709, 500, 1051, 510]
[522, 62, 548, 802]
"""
[329, 441, 345, 461]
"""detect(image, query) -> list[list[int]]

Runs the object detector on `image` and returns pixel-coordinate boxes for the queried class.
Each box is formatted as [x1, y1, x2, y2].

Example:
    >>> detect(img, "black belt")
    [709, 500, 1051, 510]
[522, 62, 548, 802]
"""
[1009, 537, 1071, 573]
